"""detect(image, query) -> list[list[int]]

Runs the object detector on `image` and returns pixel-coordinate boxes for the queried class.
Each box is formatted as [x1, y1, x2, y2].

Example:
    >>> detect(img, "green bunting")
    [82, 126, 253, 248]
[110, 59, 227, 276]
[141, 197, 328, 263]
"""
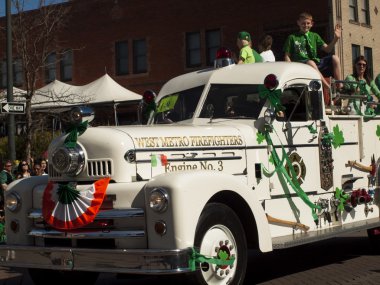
[57, 183, 80, 204]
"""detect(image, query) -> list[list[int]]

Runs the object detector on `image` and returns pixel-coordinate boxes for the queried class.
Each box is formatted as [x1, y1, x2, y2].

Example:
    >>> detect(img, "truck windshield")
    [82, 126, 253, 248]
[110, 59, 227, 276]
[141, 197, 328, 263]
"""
[153, 85, 204, 123]
[200, 84, 265, 119]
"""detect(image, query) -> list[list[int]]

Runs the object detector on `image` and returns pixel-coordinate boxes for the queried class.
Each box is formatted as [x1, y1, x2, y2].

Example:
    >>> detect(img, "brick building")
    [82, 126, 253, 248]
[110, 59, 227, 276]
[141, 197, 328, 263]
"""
[0, 0, 379, 96]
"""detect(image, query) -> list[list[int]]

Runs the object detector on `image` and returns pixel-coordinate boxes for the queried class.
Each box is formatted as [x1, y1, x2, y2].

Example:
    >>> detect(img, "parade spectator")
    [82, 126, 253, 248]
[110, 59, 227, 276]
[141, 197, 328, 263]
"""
[0, 160, 14, 192]
[40, 159, 48, 174]
[258, 34, 276, 62]
[16, 160, 31, 179]
[283, 12, 343, 90]
[0, 160, 15, 215]
[32, 160, 43, 176]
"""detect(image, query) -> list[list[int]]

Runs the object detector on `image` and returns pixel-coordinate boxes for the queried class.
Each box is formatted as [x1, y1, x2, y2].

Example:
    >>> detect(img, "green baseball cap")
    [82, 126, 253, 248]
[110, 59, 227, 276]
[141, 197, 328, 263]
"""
[238, 31, 251, 41]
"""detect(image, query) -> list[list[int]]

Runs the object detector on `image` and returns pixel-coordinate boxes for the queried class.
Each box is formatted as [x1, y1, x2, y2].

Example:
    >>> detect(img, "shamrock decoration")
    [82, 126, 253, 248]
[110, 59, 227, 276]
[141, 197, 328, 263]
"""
[256, 132, 265, 144]
[332, 125, 344, 149]
[218, 250, 229, 261]
[334, 187, 349, 212]
[376, 125, 380, 140]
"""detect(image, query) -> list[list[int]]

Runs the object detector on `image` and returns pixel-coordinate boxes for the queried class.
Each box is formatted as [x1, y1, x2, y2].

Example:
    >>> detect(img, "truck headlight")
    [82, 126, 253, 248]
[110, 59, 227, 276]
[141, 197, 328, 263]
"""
[51, 144, 85, 176]
[6, 192, 21, 212]
[149, 188, 169, 212]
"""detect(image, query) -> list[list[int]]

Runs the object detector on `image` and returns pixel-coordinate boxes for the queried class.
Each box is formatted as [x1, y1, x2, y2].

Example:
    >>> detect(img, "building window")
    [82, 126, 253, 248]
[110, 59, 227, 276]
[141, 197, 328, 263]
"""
[206, 29, 220, 66]
[186, 32, 201, 68]
[364, 47, 373, 79]
[360, 0, 370, 25]
[115, 41, 129, 75]
[351, 44, 360, 67]
[133, 39, 147, 74]
[60, 49, 72, 82]
[45, 52, 56, 83]
[13, 58, 23, 87]
[349, 0, 358, 22]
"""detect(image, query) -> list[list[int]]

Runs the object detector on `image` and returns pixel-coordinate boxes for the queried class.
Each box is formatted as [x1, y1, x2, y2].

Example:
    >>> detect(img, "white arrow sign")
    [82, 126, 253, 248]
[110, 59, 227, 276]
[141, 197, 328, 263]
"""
[1, 102, 25, 114]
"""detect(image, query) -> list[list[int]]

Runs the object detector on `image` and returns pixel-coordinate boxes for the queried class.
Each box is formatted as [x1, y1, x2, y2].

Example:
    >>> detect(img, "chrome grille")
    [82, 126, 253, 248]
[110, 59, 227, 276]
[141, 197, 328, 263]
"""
[87, 159, 113, 176]
[48, 165, 62, 178]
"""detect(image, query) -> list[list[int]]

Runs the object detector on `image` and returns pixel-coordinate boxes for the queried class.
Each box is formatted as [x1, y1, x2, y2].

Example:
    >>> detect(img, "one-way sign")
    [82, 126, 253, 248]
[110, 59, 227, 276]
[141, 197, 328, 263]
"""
[1, 102, 26, 114]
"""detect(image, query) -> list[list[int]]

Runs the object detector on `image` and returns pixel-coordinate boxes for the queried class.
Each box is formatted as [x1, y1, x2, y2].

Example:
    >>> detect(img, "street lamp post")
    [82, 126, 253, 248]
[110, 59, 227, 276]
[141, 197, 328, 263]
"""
[6, 0, 16, 162]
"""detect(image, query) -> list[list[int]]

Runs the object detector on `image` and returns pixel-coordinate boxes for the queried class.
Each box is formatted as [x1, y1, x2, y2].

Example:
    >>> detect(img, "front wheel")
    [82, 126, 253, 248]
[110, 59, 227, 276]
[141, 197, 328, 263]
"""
[367, 227, 380, 253]
[28, 268, 99, 285]
[189, 203, 247, 285]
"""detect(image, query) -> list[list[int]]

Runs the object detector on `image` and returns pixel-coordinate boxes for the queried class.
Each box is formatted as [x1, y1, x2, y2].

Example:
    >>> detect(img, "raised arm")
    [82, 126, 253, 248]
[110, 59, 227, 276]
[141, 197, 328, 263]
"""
[321, 24, 341, 53]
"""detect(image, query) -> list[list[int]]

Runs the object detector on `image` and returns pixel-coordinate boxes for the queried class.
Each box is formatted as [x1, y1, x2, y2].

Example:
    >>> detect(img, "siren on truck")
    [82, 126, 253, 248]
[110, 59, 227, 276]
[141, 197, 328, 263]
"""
[214, 47, 235, 68]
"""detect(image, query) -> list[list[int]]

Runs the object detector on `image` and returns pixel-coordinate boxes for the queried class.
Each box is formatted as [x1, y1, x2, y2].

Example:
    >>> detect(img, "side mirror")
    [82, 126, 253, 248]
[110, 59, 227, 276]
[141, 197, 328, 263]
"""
[310, 91, 323, 120]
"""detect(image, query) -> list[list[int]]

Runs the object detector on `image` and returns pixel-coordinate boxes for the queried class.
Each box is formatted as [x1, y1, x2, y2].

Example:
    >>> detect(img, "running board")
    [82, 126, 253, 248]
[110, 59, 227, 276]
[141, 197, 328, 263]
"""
[272, 217, 380, 249]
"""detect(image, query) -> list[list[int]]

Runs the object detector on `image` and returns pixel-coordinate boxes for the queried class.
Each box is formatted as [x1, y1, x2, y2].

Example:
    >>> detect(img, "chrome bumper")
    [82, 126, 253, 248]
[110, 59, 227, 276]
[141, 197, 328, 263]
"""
[0, 245, 193, 274]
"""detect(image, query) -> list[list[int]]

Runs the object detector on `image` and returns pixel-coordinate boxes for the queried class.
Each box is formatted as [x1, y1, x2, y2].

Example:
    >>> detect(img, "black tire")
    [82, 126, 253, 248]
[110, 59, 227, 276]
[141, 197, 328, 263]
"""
[367, 227, 380, 253]
[28, 268, 99, 285]
[189, 203, 247, 285]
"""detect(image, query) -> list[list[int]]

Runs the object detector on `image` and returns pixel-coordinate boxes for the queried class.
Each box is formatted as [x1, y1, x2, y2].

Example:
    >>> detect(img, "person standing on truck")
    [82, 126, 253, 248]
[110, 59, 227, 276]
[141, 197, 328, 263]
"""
[283, 12, 343, 90]
[258, 34, 276, 62]
[344, 55, 380, 98]
[237, 31, 255, 64]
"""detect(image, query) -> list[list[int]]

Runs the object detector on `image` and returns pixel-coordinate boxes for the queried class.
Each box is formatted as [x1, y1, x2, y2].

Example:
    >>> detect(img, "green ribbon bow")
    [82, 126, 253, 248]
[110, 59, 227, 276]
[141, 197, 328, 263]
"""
[258, 85, 285, 113]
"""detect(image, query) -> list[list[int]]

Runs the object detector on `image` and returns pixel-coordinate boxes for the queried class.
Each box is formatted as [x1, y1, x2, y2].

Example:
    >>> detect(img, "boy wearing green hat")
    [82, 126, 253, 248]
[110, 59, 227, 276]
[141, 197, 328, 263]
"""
[237, 31, 255, 64]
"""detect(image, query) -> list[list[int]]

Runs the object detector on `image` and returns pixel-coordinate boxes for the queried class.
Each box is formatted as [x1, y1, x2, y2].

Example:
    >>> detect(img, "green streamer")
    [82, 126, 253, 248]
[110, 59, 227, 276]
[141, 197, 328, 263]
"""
[189, 248, 235, 271]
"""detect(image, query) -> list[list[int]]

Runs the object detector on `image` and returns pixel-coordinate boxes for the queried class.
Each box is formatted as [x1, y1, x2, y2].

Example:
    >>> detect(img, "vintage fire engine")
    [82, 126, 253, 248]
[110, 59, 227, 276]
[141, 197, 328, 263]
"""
[0, 50, 380, 285]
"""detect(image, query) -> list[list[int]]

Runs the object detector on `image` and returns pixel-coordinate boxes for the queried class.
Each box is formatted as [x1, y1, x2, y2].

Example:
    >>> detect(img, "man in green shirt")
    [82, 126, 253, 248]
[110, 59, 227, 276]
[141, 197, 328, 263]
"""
[284, 12, 343, 90]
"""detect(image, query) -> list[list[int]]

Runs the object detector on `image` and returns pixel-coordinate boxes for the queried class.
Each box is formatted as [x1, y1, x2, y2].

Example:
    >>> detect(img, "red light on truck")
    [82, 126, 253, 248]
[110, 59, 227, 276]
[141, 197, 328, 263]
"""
[216, 47, 232, 59]
[264, 74, 278, 90]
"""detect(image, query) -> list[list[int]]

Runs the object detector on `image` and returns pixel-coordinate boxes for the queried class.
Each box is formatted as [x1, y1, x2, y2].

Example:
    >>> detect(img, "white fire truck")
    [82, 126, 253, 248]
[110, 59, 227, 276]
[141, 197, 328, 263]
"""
[0, 50, 380, 285]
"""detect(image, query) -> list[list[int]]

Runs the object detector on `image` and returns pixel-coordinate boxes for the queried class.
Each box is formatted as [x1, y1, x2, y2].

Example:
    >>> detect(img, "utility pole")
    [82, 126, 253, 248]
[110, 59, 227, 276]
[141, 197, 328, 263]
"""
[6, 0, 16, 162]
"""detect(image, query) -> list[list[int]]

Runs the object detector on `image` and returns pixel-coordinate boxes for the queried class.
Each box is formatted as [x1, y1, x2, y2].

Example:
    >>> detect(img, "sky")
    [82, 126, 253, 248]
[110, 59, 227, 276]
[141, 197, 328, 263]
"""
[0, 0, 67, 16]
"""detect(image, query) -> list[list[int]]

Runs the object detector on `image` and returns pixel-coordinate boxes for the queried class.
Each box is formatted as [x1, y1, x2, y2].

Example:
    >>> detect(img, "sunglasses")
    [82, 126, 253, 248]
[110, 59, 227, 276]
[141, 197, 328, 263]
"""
[22, 163, 28, 166]
[356, 63, 367, 67]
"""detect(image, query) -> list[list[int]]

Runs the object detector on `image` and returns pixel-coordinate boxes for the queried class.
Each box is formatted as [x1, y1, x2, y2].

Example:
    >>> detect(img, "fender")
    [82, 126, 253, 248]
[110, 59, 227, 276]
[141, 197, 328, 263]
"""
[5, 175, 49, 245]
[144, 170, 272, 253]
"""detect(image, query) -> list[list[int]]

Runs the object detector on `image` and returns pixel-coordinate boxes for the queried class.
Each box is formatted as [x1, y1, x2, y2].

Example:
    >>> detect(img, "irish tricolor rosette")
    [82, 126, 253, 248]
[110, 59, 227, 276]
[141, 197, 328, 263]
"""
[42, 177, 110, 230]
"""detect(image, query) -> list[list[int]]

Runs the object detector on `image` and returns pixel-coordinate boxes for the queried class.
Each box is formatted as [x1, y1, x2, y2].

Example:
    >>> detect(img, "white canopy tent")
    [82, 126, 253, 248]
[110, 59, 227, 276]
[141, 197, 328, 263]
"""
[0, 87, 27, 102]
[32, 74, 142, 110]
[1, 74, 142, 127]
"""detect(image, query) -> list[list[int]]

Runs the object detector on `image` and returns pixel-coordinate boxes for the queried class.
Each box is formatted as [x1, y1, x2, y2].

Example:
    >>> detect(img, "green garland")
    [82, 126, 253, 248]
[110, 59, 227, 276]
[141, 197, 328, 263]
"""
[259, 130, 321, 222]
[64, 121, 88, 148]
[189, 247, 235, 271]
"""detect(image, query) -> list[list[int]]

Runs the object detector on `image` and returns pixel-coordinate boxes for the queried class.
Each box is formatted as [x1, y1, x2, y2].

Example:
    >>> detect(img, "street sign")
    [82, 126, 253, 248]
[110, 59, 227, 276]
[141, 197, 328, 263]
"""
[1, 102, 26, 114]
